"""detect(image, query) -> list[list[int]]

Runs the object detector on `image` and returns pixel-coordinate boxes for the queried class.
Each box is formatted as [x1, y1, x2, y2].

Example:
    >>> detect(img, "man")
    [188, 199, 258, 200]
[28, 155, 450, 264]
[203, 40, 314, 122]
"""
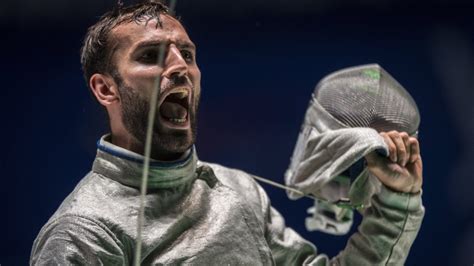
[31, 2, 424, 265]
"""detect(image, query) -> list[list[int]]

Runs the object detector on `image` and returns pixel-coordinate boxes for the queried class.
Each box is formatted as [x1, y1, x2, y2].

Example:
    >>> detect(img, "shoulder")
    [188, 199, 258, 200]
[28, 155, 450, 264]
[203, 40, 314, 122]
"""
[31, 214, 127, 265]
[35, 172, 134, 247]
[50, 171, 135, 220]
[31, 172, 132, 264]
[198, 161, 264, 196]
[34, 171, 127, 238]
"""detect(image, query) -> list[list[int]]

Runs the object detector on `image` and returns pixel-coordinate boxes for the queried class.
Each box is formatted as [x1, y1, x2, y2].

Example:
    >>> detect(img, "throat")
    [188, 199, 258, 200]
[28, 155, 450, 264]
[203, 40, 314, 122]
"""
[160, 101, 187, 118]
[159, 101, 188, 123]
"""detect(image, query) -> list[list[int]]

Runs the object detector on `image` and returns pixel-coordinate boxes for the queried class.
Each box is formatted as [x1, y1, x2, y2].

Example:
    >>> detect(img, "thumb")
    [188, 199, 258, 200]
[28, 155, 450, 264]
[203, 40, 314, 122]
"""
[365, 150, 382, 166]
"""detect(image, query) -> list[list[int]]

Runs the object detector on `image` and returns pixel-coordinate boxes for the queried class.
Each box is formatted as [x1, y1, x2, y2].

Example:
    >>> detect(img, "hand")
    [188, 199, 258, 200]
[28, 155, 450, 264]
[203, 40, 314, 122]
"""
[365, 131, 423, 194]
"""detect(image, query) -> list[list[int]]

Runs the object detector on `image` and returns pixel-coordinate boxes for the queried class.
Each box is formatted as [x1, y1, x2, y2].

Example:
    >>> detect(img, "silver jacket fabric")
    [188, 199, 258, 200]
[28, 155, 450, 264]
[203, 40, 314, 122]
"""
[285, 64, 421, 236]
[31, 136, 425, 265]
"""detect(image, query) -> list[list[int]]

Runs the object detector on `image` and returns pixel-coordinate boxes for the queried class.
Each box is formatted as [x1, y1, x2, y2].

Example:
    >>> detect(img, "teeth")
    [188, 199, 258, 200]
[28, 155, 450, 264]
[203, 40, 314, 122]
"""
[168, 118, 187, 123]
[170, 88, 189, 99]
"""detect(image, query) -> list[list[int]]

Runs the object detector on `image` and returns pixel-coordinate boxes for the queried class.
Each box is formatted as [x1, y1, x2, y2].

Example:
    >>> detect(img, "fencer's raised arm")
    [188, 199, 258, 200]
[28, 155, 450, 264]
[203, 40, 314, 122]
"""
[262, 176, 423, 265]
[278, 64, 424, 264]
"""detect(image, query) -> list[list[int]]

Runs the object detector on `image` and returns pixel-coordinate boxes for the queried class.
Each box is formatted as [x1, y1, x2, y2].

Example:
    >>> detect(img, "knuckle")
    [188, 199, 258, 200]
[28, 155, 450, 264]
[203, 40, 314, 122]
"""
[389, 144, 396, 152]
[388, 130, 398, 136]
[409, 137, 419, 145]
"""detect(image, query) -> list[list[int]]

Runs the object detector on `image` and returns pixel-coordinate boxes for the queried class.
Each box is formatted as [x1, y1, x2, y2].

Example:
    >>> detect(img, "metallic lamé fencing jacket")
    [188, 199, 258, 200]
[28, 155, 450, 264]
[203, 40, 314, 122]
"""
[30, 136, 424, 265]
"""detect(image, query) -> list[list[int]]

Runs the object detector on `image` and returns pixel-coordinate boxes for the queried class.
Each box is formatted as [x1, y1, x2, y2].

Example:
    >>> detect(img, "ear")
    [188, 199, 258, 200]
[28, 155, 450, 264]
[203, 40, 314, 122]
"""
[89, 73, 120, 106]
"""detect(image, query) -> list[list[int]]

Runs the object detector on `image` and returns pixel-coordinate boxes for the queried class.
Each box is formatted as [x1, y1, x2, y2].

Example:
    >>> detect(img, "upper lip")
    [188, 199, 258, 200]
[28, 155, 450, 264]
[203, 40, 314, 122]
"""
[158, 86, 192, 109]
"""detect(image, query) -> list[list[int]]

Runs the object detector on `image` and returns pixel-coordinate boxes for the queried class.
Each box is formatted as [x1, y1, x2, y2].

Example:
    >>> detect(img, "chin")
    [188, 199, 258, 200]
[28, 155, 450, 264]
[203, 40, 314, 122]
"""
[151, 129, 195, 157]
[151, 112, 197, 155]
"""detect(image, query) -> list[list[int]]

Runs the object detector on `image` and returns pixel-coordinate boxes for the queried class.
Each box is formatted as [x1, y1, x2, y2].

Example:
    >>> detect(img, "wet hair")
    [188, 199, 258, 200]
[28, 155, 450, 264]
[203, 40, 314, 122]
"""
[80, 1, 173, 85]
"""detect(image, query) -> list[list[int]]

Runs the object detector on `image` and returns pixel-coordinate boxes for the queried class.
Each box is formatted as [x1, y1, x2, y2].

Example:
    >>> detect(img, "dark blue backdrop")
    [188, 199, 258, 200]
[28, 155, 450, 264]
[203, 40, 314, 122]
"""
[2, 1, 474, 265]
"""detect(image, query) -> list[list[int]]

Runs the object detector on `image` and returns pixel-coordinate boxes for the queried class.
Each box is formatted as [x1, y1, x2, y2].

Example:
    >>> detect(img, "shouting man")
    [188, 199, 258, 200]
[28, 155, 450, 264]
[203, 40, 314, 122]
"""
[31, 1, 424, 265]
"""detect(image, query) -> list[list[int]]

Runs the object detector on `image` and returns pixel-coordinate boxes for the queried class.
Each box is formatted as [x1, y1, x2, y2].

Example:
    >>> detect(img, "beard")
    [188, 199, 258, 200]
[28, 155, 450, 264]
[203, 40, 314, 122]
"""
[114, 73, 198, 159]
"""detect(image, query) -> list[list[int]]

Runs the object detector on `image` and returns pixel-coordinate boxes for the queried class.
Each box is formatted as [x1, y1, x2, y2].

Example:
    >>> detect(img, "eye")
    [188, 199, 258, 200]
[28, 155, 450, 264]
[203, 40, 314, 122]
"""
[180, 50, 194, 63]
[138, 50, 159, 64]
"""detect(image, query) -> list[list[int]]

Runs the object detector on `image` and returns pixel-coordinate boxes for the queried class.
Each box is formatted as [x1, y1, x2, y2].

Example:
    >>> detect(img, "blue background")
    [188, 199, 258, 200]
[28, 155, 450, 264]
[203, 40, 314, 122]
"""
[2, 1, 474, 264]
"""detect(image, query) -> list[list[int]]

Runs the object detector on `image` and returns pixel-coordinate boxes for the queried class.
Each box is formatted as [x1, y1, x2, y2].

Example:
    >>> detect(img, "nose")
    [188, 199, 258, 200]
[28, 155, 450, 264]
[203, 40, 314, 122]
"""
[162, 44, 188, 79]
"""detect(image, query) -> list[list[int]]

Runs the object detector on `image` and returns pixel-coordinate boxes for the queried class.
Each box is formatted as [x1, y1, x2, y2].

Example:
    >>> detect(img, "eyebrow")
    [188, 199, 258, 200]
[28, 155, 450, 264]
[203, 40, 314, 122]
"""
[134, 40, 196, 51]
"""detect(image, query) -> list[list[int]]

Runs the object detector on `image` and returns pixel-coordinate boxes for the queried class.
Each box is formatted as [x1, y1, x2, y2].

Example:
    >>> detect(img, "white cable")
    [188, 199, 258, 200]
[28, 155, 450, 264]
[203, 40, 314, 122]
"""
[250, 175, 317, 201]
[134, 2, 177, 264]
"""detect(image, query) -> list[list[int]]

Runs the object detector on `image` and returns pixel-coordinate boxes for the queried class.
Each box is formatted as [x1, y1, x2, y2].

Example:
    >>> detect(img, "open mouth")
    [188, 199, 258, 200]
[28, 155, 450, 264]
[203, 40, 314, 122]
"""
[158, 88, 190, 127]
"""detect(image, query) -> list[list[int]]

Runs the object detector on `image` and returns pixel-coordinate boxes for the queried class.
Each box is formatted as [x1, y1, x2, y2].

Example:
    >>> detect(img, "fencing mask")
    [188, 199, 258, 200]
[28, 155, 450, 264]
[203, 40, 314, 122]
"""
[285, 64, 420, 234]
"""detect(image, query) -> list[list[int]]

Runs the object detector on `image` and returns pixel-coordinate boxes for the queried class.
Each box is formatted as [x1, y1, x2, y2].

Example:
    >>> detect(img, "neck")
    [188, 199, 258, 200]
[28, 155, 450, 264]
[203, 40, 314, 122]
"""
[94, 134, 197, 189]
[109, 114, 189, 161]
[109, 133, 187, 162]
[150, 148, 187, 162]
[109, 131, 144, 156]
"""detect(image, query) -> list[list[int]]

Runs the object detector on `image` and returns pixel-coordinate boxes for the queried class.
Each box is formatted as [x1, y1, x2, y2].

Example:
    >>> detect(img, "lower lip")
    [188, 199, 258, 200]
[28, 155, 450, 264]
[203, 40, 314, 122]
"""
[158, 113, 190, 130]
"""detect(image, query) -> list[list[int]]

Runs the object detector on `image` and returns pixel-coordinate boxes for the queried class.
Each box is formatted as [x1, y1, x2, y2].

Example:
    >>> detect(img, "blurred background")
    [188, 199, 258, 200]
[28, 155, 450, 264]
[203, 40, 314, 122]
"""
[2, 0, 473, 264]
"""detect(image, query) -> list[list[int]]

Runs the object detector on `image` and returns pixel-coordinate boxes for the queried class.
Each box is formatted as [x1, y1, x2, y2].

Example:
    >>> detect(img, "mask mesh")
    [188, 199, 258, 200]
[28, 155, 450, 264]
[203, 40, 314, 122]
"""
[314, 64, 420, 135]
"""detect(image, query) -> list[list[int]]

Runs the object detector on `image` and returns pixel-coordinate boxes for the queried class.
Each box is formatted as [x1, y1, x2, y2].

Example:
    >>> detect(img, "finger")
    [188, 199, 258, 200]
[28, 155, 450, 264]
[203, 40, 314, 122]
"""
[380, 132, 397, 163]
[401, 132, 410, 166]
[406, 154, 423, 193]
[388, 131, 407, 166]
[408, 137, 420, 163]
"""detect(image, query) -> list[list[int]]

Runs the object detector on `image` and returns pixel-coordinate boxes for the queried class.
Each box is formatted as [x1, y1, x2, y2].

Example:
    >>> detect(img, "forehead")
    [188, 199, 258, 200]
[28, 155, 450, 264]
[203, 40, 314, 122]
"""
[111, 14, 193, 52]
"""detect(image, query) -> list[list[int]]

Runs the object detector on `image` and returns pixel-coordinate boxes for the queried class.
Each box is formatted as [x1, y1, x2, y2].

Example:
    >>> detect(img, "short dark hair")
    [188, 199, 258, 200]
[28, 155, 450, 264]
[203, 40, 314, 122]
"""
[80, 1, 172, 86]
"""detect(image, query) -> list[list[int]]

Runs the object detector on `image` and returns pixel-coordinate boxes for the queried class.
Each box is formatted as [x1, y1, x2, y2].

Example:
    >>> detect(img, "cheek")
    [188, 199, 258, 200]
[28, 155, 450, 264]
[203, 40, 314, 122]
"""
[190, 68, 201, 101]
[189, 67, 201, 86]
[121, 65, 163, 92]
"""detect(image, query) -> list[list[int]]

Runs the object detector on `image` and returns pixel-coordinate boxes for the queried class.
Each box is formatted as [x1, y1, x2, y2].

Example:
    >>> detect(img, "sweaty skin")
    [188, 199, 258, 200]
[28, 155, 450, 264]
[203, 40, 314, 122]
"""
[89, 14, 201, 161]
